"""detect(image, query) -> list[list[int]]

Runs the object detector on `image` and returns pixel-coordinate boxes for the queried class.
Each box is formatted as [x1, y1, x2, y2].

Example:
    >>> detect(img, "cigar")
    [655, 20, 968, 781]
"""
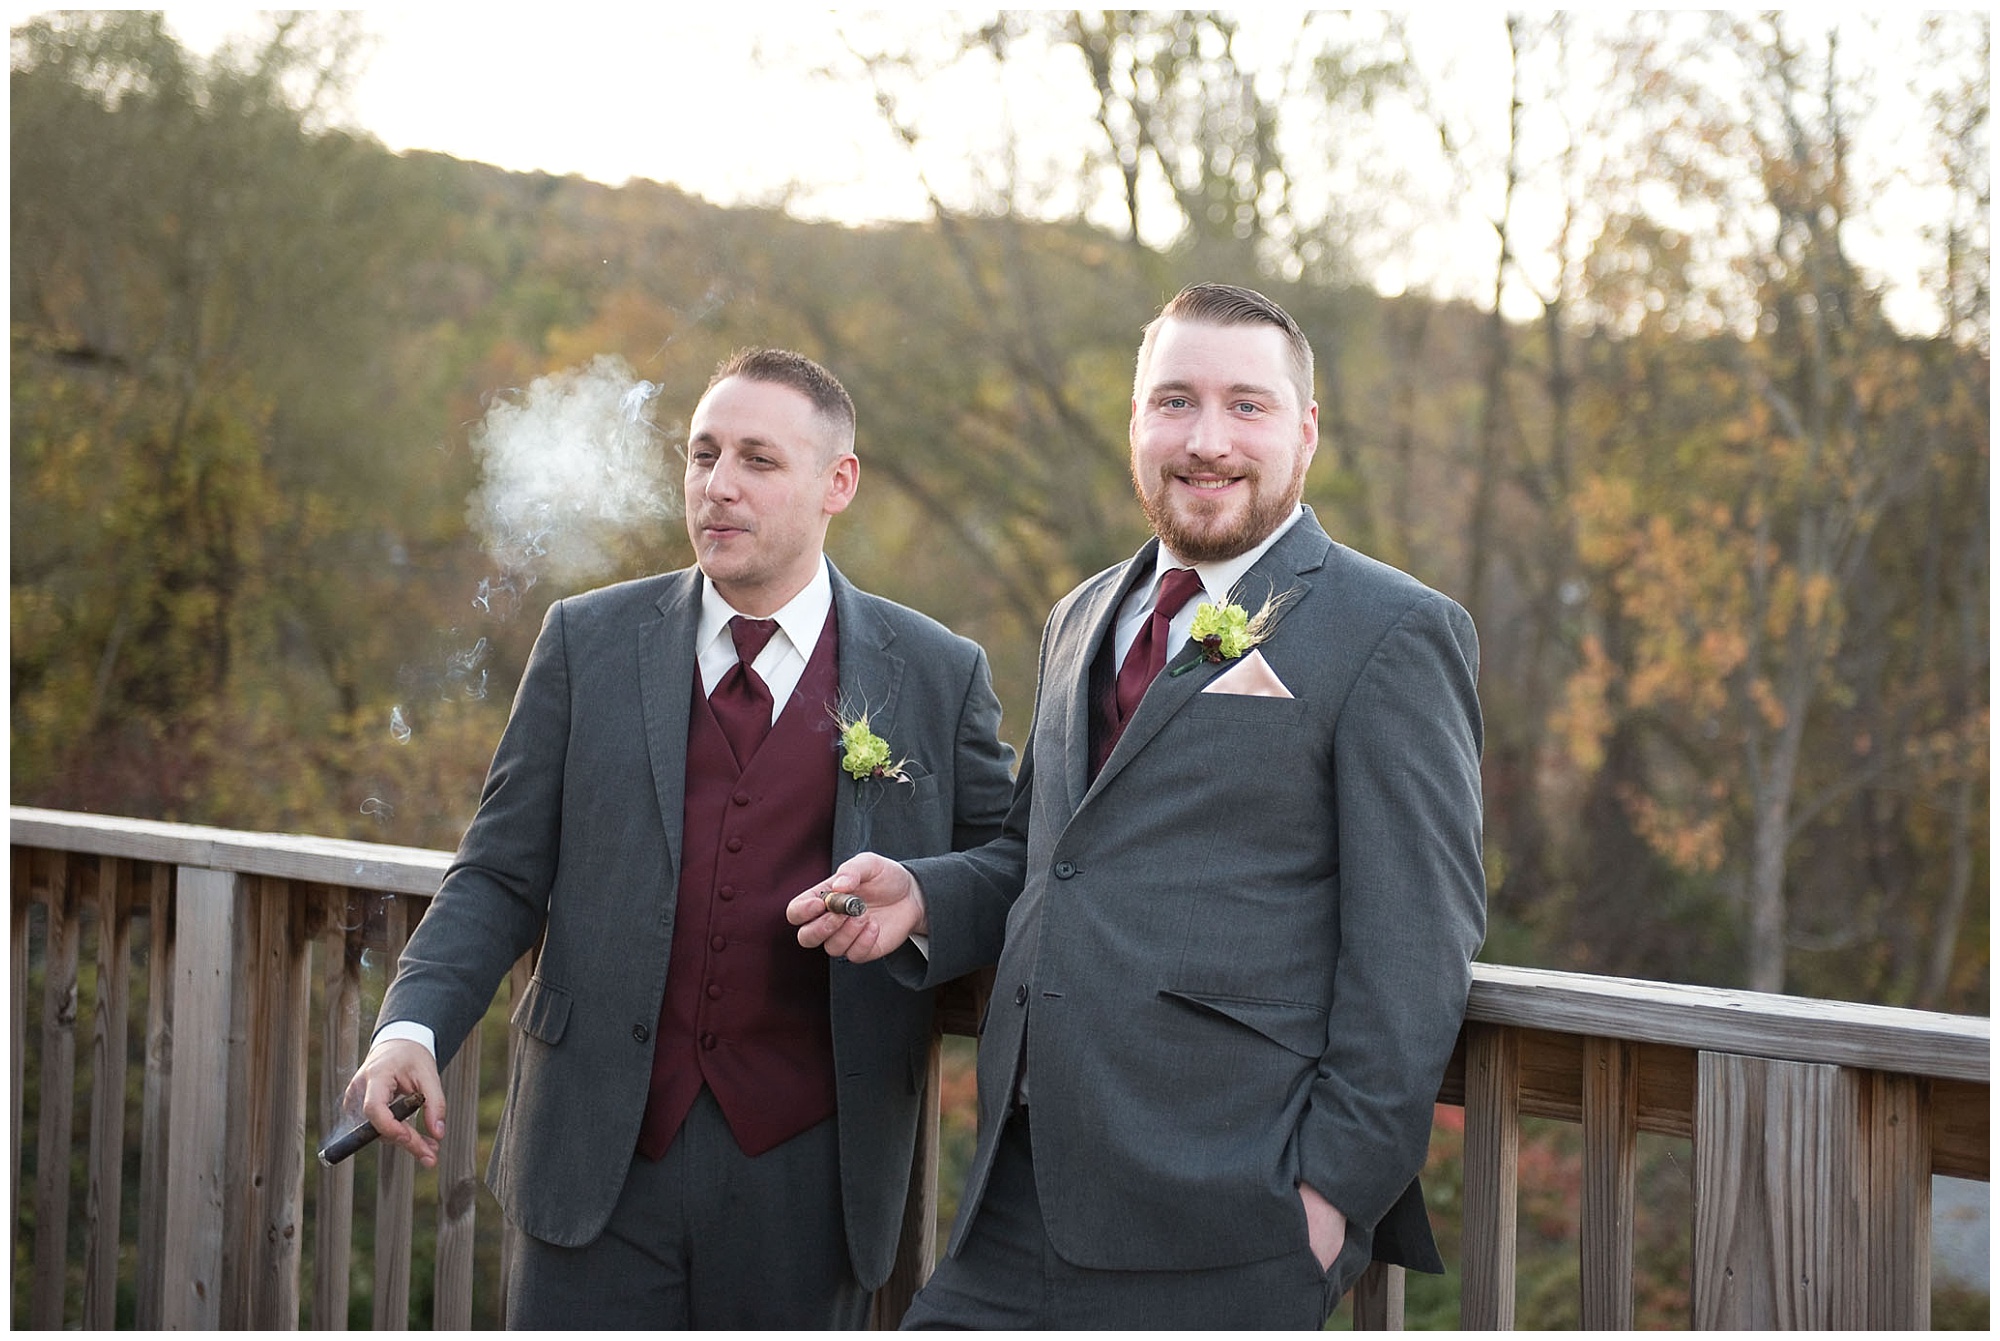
[318, 1090, 424, 1166]
[823, 889, 867, 917]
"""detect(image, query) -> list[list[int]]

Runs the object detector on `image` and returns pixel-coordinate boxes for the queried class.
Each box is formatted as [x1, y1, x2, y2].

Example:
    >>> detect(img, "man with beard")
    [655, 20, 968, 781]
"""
[790, 283, 1486, 1328]
[346, 348, 1015, 1328]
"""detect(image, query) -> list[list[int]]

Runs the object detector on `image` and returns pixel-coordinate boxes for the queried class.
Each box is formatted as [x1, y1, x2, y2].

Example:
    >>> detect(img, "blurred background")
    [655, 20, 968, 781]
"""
[10, 9, 1988, 1327]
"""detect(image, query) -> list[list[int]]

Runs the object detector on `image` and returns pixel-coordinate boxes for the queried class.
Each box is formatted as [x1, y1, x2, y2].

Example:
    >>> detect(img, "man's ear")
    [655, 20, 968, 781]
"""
[824, 452, 860, 516]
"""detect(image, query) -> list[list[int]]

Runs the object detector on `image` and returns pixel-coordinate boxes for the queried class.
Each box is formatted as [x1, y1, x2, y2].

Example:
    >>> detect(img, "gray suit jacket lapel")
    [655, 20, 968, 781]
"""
[639, 569, 703, 887]
[1059, 541, 1159, 814]
[831, 565, 904, 862]
[1086, 515, 1333, 800]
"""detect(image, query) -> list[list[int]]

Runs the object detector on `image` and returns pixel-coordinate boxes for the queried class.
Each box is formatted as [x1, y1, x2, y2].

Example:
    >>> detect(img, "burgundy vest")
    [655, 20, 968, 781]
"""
[637, 609, 842, 1158]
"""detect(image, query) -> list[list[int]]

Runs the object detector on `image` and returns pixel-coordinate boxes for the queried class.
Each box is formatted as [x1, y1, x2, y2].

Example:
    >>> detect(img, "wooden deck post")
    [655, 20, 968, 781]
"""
[1862, 1072, 1931, 1329]
[85, 857, 134, 1327]
[1692, 1052, 1865, 1328]
[1579, 1036, 1637, 1328]
[1460, 1021, 1520, 1329]
[371, 896, 416, 1329]
[161, 866, 245, 1329]
[1351, 1259, 1406, 1329]
[313, 905, 363, 1329]
[435, 1016, 483, 1329]
[249, 879, 313, 1329]
[134, 863, 174, 1329]
[31, 851, 81, 1328]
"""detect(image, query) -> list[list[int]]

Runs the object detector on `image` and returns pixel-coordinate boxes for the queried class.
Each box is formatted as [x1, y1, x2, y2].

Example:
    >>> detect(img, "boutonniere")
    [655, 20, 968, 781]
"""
[832, 705, 913, 855]
[1170, 589, 1298, 675]
[834, 708, 913, 784]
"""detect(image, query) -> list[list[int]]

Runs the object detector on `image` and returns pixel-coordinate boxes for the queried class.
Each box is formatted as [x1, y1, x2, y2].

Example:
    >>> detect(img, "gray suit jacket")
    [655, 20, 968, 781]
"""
[903, 508, 1484, 1273]
[380, 562, 1016, 1290]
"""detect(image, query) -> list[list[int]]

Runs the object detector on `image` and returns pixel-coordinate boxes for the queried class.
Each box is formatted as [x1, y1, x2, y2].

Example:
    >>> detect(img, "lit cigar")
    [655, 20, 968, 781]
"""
[823, 889, 867, 917]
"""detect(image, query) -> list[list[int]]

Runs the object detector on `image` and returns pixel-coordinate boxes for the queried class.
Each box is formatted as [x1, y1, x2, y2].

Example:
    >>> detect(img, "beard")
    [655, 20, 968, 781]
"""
[1133, 453, 1307, 563]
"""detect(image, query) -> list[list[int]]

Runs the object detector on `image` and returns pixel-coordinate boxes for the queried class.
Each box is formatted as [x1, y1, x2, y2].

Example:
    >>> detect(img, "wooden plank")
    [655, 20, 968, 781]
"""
[1438, 1030, 1697, 1141]
[220, 872, 257, 1327]
[497, 951, 535, 1329]
[1578, 1036, 1636, 1329]
[434, 1015, 482, 1330]
[11, 848, 31, 1253]
[372, 896, 415, 1330]
[1468, 962, 1987, 1083]
[1459, 1022, 1519, 1330]
[31, 851, 80, 1328]
[313, 902, 363, 1330]
[1863, 1072, 1930, 1329]
[134, 862, 174, 1329]
[251, 879, 312, 1329]
[871, 1027, 942, 1327]
[10, 806, 450, 897]
[84, 857, 133, 1328]
[1350, 1260, 1405, 1329]
[1692, 1052, 1864, 1328]
[161, 866, 242, 1329]
[1930, 1077, 1987, 1179]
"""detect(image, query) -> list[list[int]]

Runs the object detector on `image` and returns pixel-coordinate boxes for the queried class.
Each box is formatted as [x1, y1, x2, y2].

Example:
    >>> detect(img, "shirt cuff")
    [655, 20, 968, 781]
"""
[372, 1019, 437, 1059]
[908, 873, 930, 959]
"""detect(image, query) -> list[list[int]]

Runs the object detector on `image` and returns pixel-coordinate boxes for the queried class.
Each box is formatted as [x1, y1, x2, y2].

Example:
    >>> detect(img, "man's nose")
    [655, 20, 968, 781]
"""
[704, 454, 742, 501]
[1186, 407, 1233, 459]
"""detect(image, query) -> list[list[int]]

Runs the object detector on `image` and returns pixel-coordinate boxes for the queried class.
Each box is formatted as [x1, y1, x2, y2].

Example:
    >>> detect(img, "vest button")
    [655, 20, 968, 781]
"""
[1014, 983, 1028, 1006]
[1054, 861, 1077, 879]
[710, 935, 726, 952]
[700, 1032, 717, 1050]
[718, 885, 736, 901]
[632, 1023, 650, 1043]
[707, 983, 722, 1000]
[732, 791, 752, 806]
[725, 836, 744, 852]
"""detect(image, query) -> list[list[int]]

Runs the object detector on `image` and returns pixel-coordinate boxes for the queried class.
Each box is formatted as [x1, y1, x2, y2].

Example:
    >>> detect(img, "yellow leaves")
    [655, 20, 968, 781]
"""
[1551, 634, 1616, 774]
[1622, 783, 1727, 874]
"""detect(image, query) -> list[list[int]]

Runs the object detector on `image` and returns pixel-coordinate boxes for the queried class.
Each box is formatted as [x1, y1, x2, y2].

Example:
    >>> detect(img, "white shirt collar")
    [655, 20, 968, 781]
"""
[698, 557, 833, 656]
[1150, 504, 1306, 609]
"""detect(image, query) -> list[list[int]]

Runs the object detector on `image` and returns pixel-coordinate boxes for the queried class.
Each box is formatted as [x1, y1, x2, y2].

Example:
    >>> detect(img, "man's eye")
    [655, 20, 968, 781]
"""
[1234, 401, 1262, 414]
[688, 449, 717, 467]
[1162, 396, 1192, 410]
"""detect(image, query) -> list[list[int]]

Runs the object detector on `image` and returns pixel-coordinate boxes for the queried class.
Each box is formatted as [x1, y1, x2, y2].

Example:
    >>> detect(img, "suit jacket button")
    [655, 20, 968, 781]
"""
[1054, 861, 1076, 879]
[725, 836, 744, 852]
[632, 1023, 650, 1043]
[1014, 984, 1028, 1006]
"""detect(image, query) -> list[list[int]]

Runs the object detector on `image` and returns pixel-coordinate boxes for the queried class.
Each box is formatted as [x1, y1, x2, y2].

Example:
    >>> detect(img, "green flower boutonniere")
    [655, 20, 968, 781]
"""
[836, 711, 912, 783]
[1171, 588, 1298, 675]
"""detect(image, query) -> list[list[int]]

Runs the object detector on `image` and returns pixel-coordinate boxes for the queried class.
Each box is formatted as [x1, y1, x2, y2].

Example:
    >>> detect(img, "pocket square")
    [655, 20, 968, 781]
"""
[1201, 648, 1294, 698]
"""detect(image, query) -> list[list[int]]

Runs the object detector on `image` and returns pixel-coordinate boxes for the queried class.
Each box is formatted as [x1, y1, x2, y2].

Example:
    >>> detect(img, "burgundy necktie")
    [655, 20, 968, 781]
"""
[1109, 566, 1206, 744]
[711, 616, 779, 769]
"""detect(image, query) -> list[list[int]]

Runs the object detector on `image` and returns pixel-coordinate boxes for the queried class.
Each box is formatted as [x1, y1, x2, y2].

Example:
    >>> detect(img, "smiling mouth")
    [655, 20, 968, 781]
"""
[1177, 475, 1241, 491]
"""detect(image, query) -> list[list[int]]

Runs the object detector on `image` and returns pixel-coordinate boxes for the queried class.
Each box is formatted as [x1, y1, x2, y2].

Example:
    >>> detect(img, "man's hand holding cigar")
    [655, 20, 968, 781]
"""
[785, 852, 928, 963]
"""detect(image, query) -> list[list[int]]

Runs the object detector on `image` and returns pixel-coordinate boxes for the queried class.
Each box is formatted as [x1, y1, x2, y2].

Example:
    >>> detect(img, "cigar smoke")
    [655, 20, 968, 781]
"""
[466, 353, 678, 615]
[389, 354, 679, 748]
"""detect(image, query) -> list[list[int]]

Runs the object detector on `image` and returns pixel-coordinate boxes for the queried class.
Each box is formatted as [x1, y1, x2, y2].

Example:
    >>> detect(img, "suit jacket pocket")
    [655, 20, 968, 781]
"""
[510, 974, 571, 1046]
[1158, 988, 1327, 1057]
[1181, 692, 1307, 727]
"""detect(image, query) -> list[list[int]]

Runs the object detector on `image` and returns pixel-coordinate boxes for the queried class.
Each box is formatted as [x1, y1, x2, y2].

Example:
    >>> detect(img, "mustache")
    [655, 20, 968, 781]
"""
[694, 509, 754, 530]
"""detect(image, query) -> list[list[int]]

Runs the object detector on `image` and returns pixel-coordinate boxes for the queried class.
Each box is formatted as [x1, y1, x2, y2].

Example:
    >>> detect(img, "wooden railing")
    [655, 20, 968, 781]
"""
[10, 807, 1989, 1329]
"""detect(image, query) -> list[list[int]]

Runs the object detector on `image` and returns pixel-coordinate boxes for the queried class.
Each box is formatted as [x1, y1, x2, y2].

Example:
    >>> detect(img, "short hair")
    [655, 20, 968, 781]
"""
[1135, 282, 1315, 411]
[708, 347, 856, 458]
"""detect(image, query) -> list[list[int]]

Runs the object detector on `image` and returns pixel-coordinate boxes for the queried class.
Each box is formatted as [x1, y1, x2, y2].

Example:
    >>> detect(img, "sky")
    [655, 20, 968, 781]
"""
[6, 7, 1973, 332]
